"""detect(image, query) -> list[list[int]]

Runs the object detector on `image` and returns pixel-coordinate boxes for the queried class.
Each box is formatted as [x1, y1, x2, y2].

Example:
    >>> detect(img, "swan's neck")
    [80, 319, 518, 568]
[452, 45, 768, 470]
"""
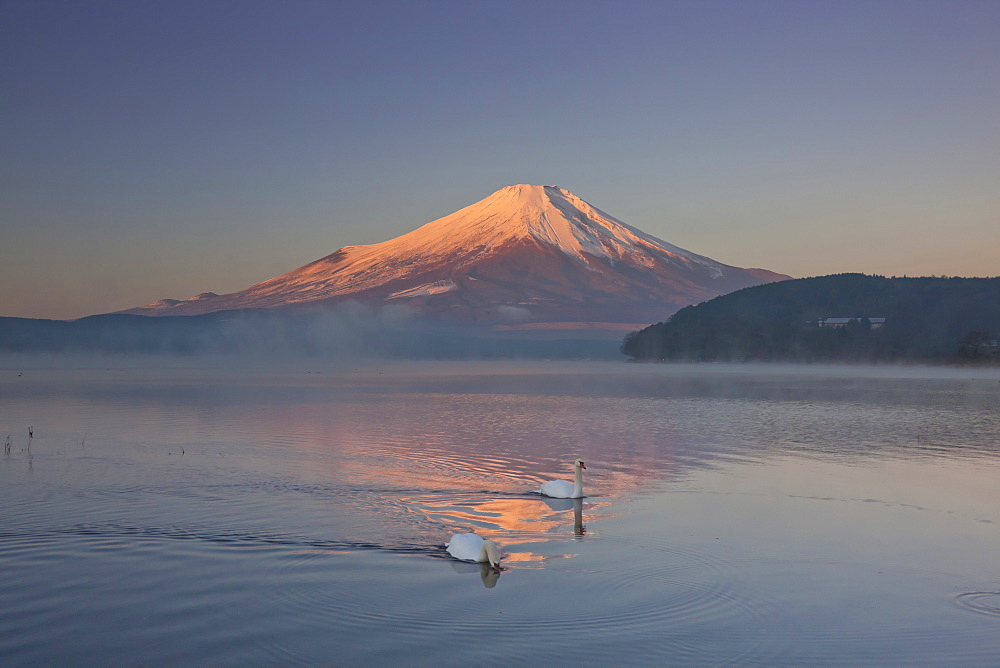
[572, 466, 584, 498]
[479, 540, 501, 567]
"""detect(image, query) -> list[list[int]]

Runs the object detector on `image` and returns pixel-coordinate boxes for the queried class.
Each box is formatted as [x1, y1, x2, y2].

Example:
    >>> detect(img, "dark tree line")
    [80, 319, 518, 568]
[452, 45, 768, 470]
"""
[622, 274, 1000, 363]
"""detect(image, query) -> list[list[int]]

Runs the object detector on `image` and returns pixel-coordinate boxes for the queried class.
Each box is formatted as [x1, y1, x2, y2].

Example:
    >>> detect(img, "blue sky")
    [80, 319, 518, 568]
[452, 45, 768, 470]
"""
[2, 0, 998, 319]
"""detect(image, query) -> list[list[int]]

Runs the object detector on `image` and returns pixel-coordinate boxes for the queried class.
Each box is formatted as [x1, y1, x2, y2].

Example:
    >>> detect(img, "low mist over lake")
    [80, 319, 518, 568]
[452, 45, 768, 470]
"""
[3, 360, 999, 665]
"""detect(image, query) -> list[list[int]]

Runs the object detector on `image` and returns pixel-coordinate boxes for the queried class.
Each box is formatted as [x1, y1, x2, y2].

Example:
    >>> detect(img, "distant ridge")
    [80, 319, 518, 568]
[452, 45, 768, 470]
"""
[117, 184, 789, 326]
[622, 274, 1000, 362]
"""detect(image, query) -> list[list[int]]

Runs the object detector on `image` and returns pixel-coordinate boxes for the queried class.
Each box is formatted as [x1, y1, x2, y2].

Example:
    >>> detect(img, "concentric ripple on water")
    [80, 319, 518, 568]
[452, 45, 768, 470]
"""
[956, 592, 1000, 617]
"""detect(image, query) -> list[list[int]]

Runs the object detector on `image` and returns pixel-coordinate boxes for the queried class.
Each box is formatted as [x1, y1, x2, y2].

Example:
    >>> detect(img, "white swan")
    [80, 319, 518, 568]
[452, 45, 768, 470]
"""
[445, 533, 501, 571]
[539, 458, 586, 498]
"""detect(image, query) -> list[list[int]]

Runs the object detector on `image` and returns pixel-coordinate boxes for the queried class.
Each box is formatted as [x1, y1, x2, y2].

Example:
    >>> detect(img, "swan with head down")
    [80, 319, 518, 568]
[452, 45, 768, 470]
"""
[445, 533, 502, 573]
[539, 459, 586, 499]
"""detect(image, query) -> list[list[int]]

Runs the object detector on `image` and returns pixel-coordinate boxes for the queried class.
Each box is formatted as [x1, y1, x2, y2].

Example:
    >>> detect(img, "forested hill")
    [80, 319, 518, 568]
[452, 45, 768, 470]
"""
[621, 274, 1000, 362]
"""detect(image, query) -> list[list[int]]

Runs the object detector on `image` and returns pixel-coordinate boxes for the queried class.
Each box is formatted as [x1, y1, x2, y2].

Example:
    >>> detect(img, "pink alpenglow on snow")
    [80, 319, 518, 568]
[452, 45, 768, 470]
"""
[118, 185, 789, 326]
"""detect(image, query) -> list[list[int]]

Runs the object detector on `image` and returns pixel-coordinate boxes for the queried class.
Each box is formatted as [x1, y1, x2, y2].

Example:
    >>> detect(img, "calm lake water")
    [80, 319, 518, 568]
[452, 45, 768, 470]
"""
[2, 360, 999, 665]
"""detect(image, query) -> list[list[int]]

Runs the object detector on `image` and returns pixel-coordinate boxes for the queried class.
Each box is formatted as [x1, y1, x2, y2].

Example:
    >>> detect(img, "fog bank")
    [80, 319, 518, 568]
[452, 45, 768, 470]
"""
[0, 302, 624, 361]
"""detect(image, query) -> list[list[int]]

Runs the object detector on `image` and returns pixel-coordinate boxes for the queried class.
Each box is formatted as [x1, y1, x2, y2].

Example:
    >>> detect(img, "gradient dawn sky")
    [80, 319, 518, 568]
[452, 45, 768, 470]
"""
[2, 0, 998, 320]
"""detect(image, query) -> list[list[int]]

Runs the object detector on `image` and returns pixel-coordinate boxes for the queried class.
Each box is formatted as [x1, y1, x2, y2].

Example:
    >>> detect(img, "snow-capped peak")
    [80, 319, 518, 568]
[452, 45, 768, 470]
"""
[369, 184, 713, 266]
[119, 184, 789, 320]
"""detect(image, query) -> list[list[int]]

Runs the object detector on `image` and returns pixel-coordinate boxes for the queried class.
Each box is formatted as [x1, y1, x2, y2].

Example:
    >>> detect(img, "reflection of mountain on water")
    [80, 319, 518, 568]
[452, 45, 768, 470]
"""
[17, 362, 1000, 572]
[405, 494, 604, 563]
[41, 362, 1000, 483]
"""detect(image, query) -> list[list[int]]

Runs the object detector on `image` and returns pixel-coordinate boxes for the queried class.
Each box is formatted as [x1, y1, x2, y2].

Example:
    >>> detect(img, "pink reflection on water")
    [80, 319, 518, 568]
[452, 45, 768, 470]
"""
[224, 369, 691, 563]
[404, 494, 608, 563]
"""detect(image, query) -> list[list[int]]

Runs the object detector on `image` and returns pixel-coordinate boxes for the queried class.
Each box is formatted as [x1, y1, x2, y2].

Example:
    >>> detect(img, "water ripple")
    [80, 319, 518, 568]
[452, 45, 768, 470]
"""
[956, 592, 1000, 617]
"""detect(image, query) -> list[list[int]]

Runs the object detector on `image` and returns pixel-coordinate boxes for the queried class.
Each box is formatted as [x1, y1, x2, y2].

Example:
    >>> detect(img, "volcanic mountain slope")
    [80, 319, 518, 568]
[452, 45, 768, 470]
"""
[120, 184, 789, 325]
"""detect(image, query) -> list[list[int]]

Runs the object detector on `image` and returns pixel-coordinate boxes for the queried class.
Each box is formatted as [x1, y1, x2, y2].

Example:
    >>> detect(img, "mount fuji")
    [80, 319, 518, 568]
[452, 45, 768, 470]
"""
[119, 184, 789, 328]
